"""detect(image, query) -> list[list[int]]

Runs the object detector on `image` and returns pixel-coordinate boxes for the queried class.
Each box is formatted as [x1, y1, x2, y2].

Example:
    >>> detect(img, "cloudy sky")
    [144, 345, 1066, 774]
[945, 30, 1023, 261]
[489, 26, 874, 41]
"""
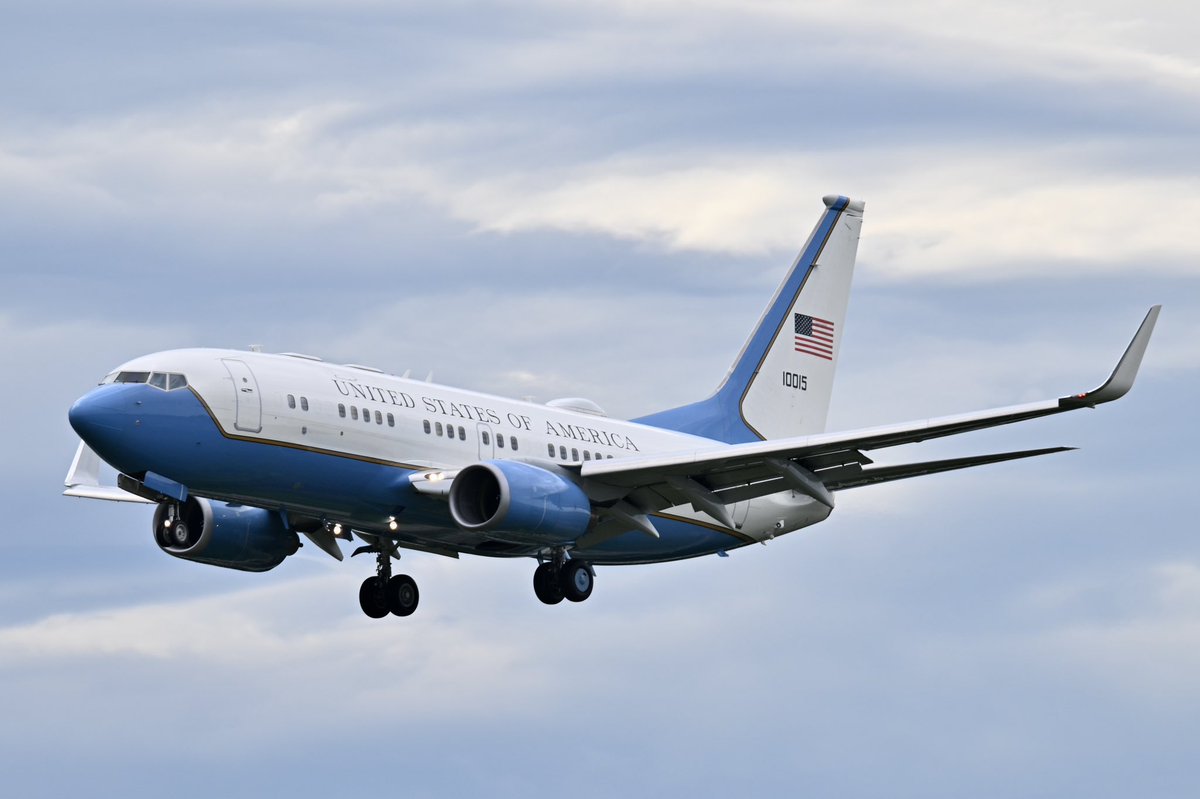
[2, 1, 1198, 795]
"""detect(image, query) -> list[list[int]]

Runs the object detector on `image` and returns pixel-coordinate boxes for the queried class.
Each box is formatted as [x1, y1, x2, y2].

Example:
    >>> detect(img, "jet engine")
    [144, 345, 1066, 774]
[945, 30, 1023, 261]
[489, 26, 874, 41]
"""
[152, 497, 299, 572]
[448, 460, 592, 544]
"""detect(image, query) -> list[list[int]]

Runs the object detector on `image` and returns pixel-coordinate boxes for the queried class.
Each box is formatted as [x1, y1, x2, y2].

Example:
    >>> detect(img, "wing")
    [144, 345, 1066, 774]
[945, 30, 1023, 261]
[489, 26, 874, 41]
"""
[575, 306, 1160, 532]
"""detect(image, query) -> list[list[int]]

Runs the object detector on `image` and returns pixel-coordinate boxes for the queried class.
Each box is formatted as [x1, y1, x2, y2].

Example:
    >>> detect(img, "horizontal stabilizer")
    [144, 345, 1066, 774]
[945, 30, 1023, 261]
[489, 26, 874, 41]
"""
[822, 447, 1075, 491]
[63, 485, 155, 504]
[63, 441, 153, 504]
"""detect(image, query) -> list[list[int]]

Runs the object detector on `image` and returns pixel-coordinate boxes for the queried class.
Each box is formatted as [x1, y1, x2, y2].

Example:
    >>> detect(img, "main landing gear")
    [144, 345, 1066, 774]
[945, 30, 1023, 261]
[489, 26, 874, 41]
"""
[357, 543, 419, 619]
[533, 551, 594, 605]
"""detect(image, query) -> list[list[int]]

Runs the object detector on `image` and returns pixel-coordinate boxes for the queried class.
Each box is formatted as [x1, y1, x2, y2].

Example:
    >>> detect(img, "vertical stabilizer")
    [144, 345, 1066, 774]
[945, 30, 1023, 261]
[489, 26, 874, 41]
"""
[635, 195, 864, 442]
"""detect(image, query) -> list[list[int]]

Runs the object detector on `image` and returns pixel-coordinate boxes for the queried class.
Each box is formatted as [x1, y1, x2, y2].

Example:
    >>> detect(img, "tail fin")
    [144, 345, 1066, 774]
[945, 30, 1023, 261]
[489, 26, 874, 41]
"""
[635, 194, 864, 442]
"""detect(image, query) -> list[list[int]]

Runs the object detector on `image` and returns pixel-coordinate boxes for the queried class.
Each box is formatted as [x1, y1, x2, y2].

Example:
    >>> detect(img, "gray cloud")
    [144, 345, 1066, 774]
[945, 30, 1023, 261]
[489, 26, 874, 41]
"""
[2, 0, 1198, 796]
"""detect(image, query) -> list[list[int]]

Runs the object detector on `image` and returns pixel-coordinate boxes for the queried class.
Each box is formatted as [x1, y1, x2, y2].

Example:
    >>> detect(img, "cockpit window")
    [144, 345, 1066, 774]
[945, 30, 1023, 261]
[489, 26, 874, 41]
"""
[110, 371, 189, 391]
[114, 371, 151, 384]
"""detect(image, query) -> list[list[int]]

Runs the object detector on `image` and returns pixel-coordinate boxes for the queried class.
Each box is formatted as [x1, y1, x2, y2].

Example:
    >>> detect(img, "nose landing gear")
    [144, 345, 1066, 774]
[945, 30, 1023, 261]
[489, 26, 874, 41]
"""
[157, 502, 196, 549]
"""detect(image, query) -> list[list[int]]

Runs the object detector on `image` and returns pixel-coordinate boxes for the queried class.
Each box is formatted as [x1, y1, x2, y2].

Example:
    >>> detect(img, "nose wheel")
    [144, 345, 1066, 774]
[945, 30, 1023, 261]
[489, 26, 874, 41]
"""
[533, 554, 594, 605]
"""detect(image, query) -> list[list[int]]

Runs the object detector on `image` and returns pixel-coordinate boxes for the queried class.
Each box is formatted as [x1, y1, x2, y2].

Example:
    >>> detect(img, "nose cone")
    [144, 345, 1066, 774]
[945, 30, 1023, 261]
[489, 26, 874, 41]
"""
[69, 391, 99, 441]
[68, 387, 129, 452]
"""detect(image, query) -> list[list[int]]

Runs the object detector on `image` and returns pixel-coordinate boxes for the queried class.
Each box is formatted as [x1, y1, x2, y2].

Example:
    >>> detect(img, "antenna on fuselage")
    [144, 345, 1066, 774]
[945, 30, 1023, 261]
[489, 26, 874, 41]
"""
[249, 344, 263, 353]
[424, 371, 434, 383]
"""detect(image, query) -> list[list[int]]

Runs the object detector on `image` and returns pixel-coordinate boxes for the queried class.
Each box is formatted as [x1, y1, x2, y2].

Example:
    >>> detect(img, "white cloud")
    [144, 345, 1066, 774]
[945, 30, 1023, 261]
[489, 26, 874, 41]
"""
[436, 148, 1200, 278]
[6, 108, 1197, 281]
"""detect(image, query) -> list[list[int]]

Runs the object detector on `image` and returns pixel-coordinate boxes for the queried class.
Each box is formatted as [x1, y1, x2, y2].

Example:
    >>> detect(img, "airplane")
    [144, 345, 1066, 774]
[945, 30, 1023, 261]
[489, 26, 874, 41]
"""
[64, 194, 1161, 619]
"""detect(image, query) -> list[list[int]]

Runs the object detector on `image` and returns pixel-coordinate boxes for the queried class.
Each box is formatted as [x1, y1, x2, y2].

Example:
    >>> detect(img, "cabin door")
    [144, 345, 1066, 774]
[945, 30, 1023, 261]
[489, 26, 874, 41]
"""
[221, 359, 262, 433]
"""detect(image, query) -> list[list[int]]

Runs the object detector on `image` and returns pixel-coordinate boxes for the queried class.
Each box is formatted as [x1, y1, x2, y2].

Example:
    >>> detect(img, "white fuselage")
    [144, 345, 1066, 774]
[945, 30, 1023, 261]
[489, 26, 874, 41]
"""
[99, 348, 830, 561]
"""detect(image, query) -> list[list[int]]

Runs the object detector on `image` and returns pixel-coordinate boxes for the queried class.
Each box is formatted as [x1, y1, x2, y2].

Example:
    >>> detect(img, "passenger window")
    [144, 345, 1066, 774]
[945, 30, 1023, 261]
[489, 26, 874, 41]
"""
[387, 413, 395, 427]
[497, 434, 505, 449]
[375, 411, 382, 424]
[458, 426, 466, 440]
[301, 397, 309, 412]
[482, 431, 490, 445]
[436, 422, 443, 436]
[583, 451, 591, 461]
[362, 408, 370, 423]
[287, 394, 296, 409]
[351, 407, 359, 421]
[339, 404, 346, 418]
[423, 420, 431, 434]
[559, 446, 567, 460]
[595, 452, 601, 461]
[548, 444, 556, 457]
[571, 448, 579, 461]
[510, 436, 518, 451]
[167, 373, 188, 391]
[149, 372, 168, 390]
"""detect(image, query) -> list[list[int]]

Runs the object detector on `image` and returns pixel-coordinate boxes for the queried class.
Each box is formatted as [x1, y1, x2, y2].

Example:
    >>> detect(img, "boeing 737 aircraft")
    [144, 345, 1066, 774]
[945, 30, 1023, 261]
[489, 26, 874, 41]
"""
[65, 195, 1160, 619]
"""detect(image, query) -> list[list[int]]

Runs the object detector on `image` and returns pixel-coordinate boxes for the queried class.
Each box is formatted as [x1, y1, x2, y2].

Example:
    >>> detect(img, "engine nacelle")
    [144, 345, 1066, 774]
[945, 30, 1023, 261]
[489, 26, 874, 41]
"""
[448, 460, 592, 544]
[152, 497, 299, 572]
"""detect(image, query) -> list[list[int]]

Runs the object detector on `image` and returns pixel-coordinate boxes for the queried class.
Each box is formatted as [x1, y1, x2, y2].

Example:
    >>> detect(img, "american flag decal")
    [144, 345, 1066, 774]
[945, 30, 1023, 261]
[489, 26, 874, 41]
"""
[794, 313, 834, 360]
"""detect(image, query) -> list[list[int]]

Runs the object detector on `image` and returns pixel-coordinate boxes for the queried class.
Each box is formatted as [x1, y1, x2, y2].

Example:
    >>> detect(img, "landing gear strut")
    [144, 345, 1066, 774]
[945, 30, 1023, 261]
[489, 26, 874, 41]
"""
[357, 543, 419, 619]
[533, 550, 594, 605]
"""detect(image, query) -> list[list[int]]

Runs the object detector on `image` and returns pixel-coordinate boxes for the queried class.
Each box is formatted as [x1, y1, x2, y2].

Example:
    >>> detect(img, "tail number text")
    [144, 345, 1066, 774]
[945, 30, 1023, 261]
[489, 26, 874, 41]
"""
[782, 371, 807, 391]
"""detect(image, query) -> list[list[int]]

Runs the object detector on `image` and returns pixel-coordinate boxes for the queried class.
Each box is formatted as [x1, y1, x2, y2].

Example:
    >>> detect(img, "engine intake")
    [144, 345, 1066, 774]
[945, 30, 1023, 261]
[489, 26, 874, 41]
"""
[152, 497, 299, 572]
[449, 460, 592, 544]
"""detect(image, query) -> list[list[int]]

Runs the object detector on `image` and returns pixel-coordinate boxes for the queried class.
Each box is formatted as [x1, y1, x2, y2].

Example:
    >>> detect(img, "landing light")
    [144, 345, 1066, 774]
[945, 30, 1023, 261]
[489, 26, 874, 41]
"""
[425, 471, 445, 482]
[388, 516, 398, 531]
[333, 523, 343, 536]
[163, 519, 172, 529]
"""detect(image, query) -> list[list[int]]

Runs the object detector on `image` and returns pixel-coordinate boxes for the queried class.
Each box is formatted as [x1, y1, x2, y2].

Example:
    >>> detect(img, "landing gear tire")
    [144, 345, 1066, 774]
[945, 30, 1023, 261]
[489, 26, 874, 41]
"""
[168, 520, 190, 548]
[560, 560, 594, 603]
[387, 574, 419, 617]
[358, 576, 389, 619]
[533, 562, 564, 605]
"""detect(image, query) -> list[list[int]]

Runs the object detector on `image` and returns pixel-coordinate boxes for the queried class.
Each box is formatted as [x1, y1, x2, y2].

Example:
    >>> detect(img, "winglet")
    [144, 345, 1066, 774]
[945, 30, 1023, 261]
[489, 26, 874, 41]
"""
[1062, 306, 1161, 408]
